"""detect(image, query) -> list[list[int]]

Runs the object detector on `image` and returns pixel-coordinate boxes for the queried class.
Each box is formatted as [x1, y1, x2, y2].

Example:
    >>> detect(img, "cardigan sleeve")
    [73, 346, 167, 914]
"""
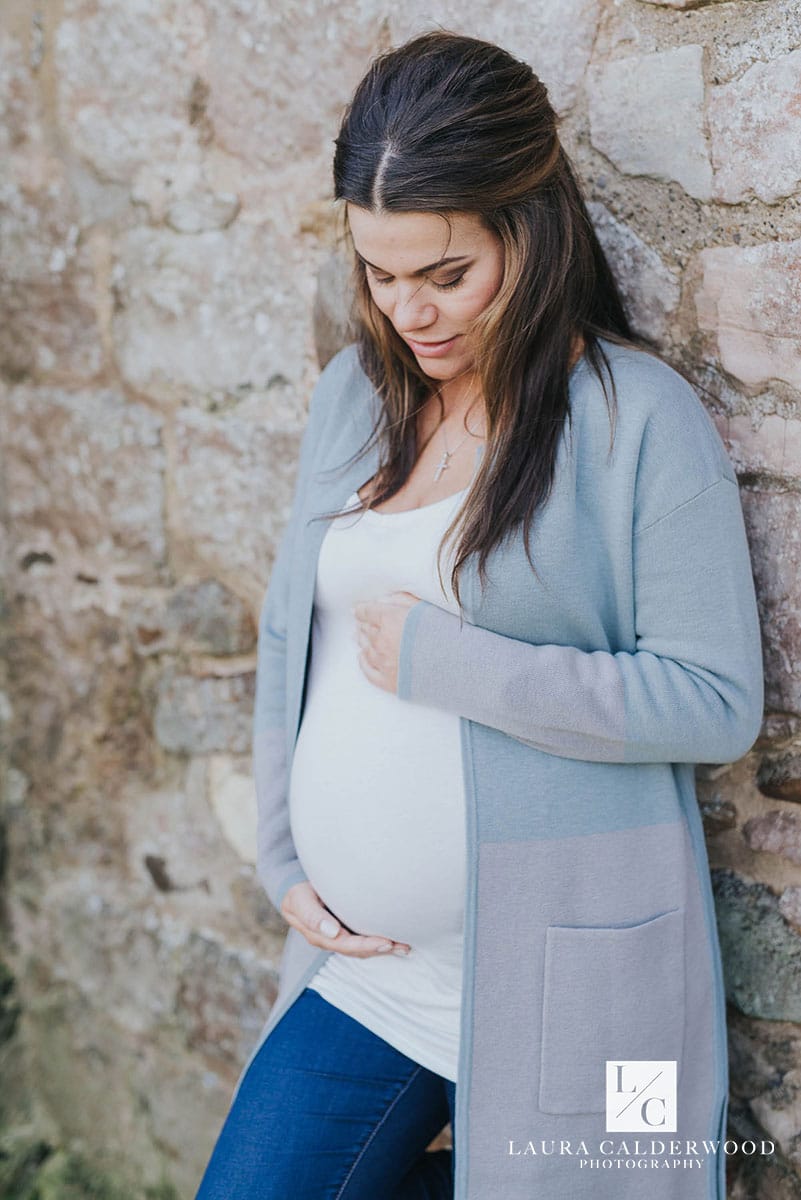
[252, 359, 339, 913]
[253, 547, 310, 914]
[396, 475, 765, 764]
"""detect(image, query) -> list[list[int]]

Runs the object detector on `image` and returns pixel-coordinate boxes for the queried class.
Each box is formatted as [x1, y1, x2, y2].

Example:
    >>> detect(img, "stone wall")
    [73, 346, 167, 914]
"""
[0, 0, 799, 1196]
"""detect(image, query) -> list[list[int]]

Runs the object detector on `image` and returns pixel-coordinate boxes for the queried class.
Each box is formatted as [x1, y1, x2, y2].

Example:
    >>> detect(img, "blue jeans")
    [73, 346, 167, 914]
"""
[195, 986, 457, 1199]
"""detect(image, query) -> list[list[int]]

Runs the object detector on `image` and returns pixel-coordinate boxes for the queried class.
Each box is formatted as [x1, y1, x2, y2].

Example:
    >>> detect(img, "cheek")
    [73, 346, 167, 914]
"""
[478, 260, 506, 306]
[367, 285, 392, 317]
[458, 277, 503, 321]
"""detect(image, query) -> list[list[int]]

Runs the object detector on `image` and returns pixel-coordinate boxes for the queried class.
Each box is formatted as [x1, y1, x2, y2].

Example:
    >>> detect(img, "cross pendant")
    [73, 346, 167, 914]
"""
[433, 450, 452, 482]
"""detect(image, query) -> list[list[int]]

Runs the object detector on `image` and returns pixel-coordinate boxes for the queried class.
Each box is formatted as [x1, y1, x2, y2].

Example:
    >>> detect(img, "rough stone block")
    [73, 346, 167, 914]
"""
[153, 669, 254, 755]
[171, 409, 303, 594]
[713, 414, 801, 483]
[126, 580, 256, 658]
[204, 0, 385, 169]
[756, 752, 801, 804]
[713, 869, 801, 1022]
[587, 44, 713, 200]
[390, 0, 602, 115]
[3, 385, 166, 576]
[709, 49, 801, 205]
[111, 223, 308, 401]
[0, 31, 103, 383]
[695, 239, 801, 392]
[637, 0, 725, 7]
[55, 0, 206, 195]
[743, 809, 801, 865]
[740, 489, 801, 719]
[587, 201, 680, 341]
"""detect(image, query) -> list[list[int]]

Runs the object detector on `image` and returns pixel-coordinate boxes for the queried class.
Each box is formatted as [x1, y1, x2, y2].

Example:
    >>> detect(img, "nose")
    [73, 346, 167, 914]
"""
[392, 283, 438, 334]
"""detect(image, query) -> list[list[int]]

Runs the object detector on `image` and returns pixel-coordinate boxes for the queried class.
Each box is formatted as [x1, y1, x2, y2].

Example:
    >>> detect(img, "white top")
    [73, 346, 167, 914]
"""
[287, 486, 469, 1081]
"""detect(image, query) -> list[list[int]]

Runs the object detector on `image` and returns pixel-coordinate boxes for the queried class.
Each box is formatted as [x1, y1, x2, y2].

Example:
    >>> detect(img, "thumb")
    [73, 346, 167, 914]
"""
[310, 904, 341, 939]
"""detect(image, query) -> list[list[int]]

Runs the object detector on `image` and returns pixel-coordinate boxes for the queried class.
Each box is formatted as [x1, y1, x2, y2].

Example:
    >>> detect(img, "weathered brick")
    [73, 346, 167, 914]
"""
[587, 45, 712, 200]
[695, 239, 801, 392]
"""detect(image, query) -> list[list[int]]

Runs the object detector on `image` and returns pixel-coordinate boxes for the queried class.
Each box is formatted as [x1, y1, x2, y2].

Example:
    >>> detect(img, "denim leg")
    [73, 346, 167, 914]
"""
[390, 1077, 457, 1200]
[194, 988, 456, 1200]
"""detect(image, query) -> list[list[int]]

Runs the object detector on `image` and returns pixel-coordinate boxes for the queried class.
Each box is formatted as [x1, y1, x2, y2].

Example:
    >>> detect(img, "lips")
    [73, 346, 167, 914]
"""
[405, 334, 460, 357]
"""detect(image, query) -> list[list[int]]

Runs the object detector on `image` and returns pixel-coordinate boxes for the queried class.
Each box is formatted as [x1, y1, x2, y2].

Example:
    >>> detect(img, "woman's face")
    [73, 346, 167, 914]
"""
[346, 205, 505, 383]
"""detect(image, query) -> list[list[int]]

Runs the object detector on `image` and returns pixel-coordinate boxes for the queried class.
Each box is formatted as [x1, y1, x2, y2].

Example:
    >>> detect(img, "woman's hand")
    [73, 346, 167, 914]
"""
[280, 881, 411, 958]
[353, 591, 421, 693]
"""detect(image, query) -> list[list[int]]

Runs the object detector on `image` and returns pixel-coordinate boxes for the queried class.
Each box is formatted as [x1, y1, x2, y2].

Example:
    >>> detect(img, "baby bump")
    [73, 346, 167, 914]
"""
[288, 683, 467, 947]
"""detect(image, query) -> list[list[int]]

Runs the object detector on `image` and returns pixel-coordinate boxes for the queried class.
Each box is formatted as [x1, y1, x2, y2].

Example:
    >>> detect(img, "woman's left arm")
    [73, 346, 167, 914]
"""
[358, 475, 765, 765]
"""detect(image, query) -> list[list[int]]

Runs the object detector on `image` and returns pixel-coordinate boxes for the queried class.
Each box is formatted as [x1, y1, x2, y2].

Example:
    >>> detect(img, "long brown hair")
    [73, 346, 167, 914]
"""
[324, 30, 654, 608]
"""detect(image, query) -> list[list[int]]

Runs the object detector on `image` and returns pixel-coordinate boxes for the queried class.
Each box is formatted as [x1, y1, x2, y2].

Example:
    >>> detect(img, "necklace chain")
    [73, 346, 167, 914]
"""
[433, 410, 484, 482]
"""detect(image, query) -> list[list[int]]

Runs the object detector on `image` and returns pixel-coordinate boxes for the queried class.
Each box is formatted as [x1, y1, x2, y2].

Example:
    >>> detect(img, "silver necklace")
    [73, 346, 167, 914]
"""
[433, 417, 482, 482]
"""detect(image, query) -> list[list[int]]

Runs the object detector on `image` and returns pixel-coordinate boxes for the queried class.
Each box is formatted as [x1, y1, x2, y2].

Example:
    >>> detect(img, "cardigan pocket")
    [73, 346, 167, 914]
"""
[538, 907, 685, 1115]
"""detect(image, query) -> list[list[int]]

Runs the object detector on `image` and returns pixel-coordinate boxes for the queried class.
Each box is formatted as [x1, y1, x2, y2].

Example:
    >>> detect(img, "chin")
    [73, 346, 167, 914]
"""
[417, 355, 472, 381]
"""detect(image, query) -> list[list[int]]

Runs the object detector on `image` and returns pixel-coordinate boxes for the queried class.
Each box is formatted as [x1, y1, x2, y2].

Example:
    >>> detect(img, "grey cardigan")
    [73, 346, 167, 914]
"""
[233, 337, 764, 1200]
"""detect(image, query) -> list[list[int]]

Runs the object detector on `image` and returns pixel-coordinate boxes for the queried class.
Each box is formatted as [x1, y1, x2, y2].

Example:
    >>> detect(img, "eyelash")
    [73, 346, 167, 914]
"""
[371, 272, 467, 291]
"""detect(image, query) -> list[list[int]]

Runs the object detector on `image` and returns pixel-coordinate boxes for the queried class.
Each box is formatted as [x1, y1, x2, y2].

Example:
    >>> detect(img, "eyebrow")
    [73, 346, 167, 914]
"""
[356, 253, 472, 276]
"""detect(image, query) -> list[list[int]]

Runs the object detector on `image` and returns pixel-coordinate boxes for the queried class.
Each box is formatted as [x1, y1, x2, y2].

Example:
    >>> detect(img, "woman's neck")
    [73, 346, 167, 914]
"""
[424, 333, 585, 431]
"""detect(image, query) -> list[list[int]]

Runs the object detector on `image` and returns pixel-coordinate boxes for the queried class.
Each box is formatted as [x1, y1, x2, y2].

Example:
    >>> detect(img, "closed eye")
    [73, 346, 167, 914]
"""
[433, 273, 466, 291]
[371, 272, 467, 291]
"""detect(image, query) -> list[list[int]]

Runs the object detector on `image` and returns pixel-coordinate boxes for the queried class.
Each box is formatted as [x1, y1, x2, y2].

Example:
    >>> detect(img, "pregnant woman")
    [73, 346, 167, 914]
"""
[195, 30, 764, 1200]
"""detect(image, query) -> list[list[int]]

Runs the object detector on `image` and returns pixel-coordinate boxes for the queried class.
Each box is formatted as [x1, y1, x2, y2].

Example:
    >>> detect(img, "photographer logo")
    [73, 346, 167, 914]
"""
[606, 1061, 677, 1132]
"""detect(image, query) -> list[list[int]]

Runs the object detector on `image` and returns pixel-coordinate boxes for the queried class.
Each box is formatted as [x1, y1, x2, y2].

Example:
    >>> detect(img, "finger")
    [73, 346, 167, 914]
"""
[298, 918, 397, 957]
[284, 895, 386, 950]
[284, 909, 410, 957]
[334, 931, 395, 955]
[361, 638, 386, 670]
[358, 650, 385, 687]
[294, 899, 343, 940]
[328, 932, 413, 958]
[353, 602, 382, 627]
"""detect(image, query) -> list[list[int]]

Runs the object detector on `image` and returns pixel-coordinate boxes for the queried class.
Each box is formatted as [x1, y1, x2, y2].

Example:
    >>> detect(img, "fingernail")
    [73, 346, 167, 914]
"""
[320, 918, 339, 937]
[392, 946, 411, 956]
